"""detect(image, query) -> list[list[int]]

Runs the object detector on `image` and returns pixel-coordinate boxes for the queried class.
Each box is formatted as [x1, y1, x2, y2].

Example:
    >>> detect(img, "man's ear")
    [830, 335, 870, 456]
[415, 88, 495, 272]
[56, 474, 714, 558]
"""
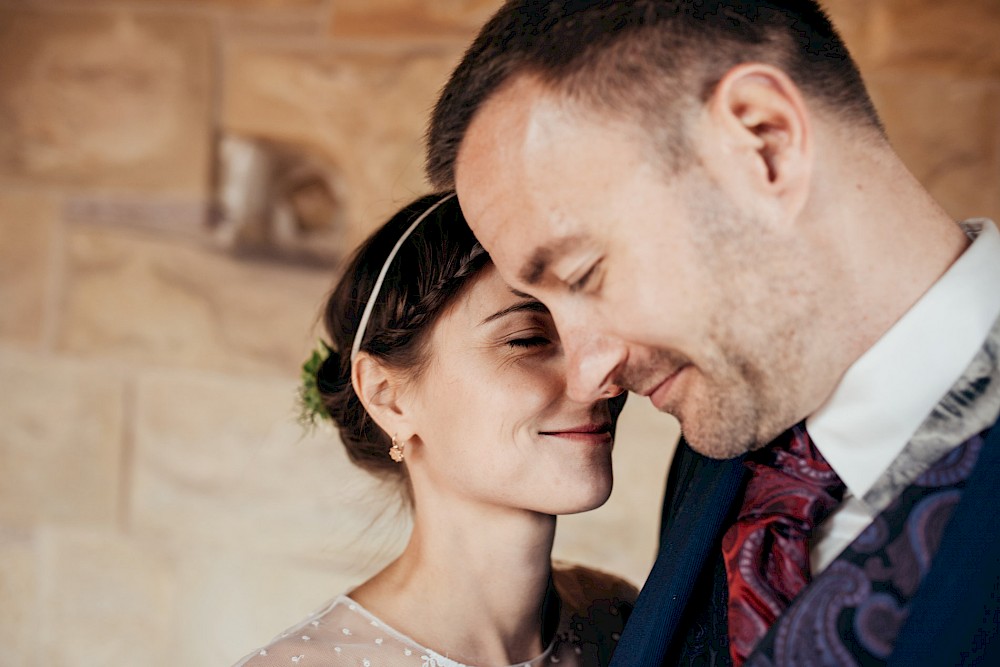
[702, 63, 812, 219]
[351, 353, 416, 441]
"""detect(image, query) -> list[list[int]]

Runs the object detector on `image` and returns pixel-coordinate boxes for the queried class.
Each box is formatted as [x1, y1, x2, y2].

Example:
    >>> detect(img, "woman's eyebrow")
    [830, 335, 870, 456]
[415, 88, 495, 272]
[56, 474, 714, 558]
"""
[479, 299, 549, 326]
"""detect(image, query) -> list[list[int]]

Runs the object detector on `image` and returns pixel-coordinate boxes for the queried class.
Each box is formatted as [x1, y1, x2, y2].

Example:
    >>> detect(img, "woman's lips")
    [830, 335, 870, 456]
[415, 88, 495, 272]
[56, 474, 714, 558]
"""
[540, 423, 613, 444]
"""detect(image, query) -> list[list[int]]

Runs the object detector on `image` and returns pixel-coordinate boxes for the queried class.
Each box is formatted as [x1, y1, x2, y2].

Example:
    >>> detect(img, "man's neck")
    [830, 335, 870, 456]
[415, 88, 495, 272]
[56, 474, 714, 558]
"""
[797, 139, 971, 420]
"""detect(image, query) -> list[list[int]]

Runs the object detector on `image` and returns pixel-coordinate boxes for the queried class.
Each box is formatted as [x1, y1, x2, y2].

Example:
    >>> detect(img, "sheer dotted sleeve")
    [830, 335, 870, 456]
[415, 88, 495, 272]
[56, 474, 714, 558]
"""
[234, 564, 638, 667]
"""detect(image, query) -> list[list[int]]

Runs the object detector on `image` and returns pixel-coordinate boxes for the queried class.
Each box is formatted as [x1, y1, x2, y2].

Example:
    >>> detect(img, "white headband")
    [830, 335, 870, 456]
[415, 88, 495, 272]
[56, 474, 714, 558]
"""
[350, 193, 458, 362]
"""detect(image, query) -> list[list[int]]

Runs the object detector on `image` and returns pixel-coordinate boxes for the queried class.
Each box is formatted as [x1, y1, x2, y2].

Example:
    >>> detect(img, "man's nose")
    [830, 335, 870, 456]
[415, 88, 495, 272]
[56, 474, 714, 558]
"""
[563, 329, 627, 404]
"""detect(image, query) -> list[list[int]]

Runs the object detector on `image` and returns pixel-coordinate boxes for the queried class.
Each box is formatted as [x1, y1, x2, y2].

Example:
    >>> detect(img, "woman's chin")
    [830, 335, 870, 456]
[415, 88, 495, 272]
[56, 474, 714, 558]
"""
[546, 478, 614, 516]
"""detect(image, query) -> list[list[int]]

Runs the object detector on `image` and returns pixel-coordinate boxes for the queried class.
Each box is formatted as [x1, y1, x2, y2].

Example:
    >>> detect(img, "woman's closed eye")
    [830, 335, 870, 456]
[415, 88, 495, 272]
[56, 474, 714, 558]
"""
[507, 334, 552, 349]
[481, 297, 557, 352]
[505, 328, 553, 349]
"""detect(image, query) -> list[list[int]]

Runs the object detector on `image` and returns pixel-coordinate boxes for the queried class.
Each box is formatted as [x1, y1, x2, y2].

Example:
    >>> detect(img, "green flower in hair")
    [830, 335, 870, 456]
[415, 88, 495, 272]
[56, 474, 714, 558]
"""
[298, 340, 333, 428]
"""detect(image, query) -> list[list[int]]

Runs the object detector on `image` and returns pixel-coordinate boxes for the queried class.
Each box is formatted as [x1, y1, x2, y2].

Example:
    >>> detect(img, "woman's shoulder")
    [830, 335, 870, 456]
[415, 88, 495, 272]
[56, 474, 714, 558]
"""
[551, 561, 638, 666]
[233, 596, 347, 666]
[553, 560, 639, 611]
[232, 595, 435, 667]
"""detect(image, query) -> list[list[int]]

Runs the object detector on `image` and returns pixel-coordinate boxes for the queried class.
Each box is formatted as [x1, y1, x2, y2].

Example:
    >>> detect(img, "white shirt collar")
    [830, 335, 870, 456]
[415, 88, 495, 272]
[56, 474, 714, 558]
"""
[806, 219, 1000, 502]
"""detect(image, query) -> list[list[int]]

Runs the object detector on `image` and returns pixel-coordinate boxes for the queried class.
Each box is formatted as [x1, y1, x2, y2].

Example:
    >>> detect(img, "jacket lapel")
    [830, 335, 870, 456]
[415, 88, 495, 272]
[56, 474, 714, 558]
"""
[611, 445, 747, 667]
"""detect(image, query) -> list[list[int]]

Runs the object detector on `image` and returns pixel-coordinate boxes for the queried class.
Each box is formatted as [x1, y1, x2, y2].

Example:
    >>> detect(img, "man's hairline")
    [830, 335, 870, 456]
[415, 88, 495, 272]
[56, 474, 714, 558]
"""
[446, 67, 695, 192]
[437, 51, 886, 193]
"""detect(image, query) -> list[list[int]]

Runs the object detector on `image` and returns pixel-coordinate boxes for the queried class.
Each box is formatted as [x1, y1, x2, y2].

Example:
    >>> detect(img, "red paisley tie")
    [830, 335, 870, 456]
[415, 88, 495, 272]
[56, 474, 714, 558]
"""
[722, 423, 846, 666]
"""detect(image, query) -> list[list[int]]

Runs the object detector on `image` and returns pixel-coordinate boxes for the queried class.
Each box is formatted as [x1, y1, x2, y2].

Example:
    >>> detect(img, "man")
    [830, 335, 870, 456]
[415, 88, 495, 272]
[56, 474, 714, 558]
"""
[425, 1, 1000, 665]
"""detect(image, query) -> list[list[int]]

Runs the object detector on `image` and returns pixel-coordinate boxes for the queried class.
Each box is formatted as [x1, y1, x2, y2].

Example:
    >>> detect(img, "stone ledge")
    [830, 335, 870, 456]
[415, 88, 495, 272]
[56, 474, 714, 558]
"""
[222, 45, 464, 245]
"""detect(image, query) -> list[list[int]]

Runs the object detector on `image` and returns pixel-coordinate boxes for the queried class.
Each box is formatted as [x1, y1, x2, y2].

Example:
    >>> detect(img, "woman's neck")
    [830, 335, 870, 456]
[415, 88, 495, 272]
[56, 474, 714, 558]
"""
[350, 492, 557, 666]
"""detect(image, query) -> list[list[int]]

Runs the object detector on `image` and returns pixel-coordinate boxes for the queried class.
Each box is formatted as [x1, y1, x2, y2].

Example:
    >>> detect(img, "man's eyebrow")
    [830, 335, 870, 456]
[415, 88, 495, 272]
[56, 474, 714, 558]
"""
[479, 299, 549, 326]
[517, 238, 580, 286]
[519, 247, 551, 286]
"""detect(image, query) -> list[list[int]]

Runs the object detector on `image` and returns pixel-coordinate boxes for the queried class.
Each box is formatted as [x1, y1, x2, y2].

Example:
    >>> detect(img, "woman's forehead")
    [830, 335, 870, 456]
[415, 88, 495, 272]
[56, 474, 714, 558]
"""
[440, 264, 532, 331]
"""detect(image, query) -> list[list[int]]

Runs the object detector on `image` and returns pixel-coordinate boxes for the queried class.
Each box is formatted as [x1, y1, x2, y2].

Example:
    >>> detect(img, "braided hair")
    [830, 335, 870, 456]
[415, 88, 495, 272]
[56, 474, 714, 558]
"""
[317, 194, 490, 487]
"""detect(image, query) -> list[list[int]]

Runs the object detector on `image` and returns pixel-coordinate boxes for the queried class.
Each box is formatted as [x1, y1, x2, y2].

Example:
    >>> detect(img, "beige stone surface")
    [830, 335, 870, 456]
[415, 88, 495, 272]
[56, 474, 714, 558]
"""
[869, 73, 999, 223]
[871, 0, 1000, 76]
[0, 192, 56, 345]
[329, 0, 501, 37]
[59, 228, 332, 375]
[130, 370, 404, 560]
[36, 526, 176, 667]
[173, 548, 372, 666]
[0, 531, 38, 667]
[0, 2, 994, 666]
[554, 397, 678, 587]
[223, 46, 463, 244]
[0, 347, 123, 528]
[0, 9, 213, 194]
[222, 8, 332, 41]
[126, 0, 324, 7]
[822, 0, 878, 70]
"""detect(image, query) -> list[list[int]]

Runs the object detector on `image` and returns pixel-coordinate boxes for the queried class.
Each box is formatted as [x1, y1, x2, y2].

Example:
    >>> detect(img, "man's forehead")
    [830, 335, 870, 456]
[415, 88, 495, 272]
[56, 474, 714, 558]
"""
[455, 75, 588, 198]
[453, 76, 609, 285]
[472, 211, 587, 288]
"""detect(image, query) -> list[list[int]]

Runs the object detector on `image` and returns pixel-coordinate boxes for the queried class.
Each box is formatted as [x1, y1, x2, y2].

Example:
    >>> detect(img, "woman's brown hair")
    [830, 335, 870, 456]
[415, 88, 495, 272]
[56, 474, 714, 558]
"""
[317, 194, 489, 483]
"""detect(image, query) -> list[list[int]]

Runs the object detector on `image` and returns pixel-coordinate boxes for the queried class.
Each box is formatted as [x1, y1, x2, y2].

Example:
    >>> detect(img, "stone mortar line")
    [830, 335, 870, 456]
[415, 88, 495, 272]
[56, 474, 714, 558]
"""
[118, 373, 139, 532]
[40, 192, 69, 354]
[0, 0, 214, 18]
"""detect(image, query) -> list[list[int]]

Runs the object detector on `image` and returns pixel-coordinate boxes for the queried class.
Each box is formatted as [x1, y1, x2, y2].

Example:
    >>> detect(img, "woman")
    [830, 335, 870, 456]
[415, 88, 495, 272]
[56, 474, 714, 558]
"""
[236, 193, 635, 667]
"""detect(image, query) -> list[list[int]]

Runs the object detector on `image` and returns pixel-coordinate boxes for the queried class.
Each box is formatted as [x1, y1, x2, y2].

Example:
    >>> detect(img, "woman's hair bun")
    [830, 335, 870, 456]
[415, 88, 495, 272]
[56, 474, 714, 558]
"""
[316, 344, 346, 396]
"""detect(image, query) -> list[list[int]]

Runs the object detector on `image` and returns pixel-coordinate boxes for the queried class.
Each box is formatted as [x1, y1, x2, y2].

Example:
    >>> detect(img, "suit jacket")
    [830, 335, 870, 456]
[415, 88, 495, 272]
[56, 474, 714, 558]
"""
[610, 419, 1000, 667]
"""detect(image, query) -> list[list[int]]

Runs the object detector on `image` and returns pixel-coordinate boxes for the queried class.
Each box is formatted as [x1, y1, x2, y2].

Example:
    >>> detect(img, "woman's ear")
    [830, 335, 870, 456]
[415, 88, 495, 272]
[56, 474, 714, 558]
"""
[351, 353, 416, 441]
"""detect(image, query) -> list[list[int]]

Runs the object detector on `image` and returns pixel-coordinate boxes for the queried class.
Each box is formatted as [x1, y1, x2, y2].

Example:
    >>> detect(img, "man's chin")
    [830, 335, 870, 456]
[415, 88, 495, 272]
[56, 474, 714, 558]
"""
[649, 376, 766, 459]
[678, 416, 759, 460]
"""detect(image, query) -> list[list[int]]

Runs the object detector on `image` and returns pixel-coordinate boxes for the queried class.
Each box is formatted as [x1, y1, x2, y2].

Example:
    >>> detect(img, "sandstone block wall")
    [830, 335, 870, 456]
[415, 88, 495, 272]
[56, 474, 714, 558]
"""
[0, 1, 996, 665]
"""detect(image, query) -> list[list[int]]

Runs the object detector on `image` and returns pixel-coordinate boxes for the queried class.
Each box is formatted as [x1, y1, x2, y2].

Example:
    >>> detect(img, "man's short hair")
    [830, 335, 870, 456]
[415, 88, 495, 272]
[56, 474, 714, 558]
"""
[426, 0, 883, 189]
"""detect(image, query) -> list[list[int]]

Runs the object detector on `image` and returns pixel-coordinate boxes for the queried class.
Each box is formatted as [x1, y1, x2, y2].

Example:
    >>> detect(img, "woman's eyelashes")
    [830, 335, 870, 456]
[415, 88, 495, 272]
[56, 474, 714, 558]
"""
[503, 322, 556, 350]
[506, 334, 552, 349]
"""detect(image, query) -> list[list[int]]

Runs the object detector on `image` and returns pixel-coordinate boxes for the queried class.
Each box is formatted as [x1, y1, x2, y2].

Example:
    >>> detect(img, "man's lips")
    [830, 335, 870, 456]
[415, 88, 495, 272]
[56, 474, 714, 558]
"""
[540, 422, 613, 443]
[642, 365, 689, 410]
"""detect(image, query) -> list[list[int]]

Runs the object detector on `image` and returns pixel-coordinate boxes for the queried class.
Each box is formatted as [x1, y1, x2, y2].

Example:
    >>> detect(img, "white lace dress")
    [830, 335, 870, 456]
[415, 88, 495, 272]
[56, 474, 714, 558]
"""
[233, 565, 636, 667]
